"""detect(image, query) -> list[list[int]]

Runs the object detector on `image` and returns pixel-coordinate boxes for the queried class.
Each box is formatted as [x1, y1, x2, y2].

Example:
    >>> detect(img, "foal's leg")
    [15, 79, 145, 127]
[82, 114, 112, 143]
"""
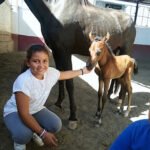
[124, 69, 133, 117]
[96, 79, 110, 125]
[103, 79, 111, 110]
[117, 85, 126, 114]
[108, 79, 120, 102]
[95, 78, 103, 125]
[107, 79, 115, 100]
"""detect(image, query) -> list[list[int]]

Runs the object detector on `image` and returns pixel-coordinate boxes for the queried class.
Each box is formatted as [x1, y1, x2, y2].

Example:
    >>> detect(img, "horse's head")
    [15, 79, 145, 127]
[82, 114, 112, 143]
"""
[86, 32, 110, 70]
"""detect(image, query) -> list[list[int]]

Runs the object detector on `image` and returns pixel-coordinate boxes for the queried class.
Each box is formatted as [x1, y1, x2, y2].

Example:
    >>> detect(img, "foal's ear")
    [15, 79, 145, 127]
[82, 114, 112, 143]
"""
[106, 32, 110, 40]
[89, 31, 96, 42]
[105, 32, 110, 41]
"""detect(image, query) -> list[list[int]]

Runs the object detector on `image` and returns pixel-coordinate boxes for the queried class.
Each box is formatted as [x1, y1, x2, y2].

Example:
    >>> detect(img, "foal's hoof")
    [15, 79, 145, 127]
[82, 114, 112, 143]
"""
[124, 111, 129, 117]
[94, 119, 102, 128]
[68, 121, 78, 130]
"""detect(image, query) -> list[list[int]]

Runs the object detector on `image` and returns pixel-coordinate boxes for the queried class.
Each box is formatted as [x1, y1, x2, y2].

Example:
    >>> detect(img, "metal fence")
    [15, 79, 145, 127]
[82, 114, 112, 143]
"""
[127, 2, 150, 27]
[94, 0, 150, 27]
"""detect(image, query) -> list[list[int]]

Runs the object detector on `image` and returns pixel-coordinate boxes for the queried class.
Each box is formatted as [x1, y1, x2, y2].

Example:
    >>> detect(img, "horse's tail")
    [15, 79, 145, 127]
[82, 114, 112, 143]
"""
[133, 59, 138, 75]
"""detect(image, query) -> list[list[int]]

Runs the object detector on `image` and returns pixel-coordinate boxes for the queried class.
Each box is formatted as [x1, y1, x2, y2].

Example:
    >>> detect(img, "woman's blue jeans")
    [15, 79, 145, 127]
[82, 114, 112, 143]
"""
[3, 108, 62, 144]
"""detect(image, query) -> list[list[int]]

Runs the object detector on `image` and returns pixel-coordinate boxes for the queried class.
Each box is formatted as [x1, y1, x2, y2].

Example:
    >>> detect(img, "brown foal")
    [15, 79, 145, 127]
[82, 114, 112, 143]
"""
[87, 32, 138, 125]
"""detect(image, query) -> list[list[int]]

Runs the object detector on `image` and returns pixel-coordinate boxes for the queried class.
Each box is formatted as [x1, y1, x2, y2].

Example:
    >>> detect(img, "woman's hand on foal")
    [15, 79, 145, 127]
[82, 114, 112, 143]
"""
[82, 66, 93, 75]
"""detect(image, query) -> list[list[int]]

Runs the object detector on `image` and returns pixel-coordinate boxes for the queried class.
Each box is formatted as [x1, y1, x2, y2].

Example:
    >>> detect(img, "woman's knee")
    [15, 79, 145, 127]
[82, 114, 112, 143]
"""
[49, 117, 62, 133]
[54, 118, 62, 132]
[34, 108, 62, 133]
[13, 129, 32, 144]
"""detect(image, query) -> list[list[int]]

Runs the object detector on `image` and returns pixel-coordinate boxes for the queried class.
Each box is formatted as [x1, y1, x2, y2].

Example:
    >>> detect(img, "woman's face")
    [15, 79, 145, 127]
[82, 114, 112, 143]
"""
[27, 51, 49, 79]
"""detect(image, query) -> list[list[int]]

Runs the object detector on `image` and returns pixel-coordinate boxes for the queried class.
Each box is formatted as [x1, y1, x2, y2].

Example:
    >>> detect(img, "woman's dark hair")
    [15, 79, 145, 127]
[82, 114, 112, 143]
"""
[21, 44, 50, 73]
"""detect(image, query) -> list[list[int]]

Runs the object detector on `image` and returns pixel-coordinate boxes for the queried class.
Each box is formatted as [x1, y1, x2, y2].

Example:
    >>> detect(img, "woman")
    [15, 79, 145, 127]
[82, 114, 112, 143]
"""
[3, 44, 91, 150]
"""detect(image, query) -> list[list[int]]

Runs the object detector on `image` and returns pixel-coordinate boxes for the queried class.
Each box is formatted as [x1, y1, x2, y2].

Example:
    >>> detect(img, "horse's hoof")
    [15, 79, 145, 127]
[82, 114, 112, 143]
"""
[68, 121, 78, 130]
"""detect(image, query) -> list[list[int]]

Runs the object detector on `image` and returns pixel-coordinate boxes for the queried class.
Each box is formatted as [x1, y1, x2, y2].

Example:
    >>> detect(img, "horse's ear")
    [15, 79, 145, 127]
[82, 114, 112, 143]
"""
[102, 32, 110, 42]
[89, 32, 96, 42]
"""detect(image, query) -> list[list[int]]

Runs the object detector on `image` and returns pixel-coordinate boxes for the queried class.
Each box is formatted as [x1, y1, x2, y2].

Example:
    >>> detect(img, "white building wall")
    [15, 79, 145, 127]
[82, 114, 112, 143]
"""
[0, 2, 11, 32]
[9, 0, 42, 37]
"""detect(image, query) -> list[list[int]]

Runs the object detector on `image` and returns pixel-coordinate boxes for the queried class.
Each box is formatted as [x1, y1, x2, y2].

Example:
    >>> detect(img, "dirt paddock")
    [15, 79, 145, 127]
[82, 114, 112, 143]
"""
[0, 51, 150, 150]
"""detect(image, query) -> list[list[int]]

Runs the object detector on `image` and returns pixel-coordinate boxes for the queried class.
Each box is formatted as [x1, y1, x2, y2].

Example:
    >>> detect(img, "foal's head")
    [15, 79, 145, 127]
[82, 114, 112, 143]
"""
[86, 32, 110, 70]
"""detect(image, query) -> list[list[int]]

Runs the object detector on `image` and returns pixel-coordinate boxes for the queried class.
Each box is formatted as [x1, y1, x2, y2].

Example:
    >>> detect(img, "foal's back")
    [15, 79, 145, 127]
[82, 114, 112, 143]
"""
[103, 55, 134, 79]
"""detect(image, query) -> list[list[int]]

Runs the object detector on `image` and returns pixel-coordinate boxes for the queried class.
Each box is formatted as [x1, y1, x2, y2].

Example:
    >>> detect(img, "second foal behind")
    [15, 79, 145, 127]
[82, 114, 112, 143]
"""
[87, 33, 138, 125]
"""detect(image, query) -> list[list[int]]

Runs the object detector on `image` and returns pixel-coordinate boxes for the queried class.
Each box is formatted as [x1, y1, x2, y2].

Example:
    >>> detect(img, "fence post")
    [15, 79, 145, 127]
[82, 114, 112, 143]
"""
[134, 0, 145, 25]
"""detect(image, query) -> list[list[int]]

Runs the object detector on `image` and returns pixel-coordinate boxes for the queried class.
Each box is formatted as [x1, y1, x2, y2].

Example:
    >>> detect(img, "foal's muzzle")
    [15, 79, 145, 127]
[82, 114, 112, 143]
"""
[86, 58, 96, 70]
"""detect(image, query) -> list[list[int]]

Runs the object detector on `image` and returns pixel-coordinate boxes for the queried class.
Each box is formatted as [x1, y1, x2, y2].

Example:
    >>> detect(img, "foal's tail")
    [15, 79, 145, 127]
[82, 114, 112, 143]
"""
[133, 59, 138, 75]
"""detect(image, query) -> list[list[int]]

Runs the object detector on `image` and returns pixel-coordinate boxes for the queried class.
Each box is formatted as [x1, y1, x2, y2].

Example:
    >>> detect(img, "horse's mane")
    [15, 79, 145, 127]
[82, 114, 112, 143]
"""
[105, 42, 115, 56]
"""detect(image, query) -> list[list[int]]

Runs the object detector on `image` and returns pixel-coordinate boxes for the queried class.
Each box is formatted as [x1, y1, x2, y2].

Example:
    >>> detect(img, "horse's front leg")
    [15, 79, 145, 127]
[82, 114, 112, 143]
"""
[95, 78, 103, 126]
[53, 53, 66, 109]
[66, 79, 78, 129]
[53, 53, 77, 129]
[94, 68, 103, 124]
[55, 80, 65, 109]
[62, 56, 77, 129]
[102, 79, 110, 111]
[95, 78, 110, 126]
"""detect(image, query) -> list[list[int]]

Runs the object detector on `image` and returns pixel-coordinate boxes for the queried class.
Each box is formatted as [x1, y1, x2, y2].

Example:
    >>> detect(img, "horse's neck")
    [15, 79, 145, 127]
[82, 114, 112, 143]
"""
[25, 0, 54, 23]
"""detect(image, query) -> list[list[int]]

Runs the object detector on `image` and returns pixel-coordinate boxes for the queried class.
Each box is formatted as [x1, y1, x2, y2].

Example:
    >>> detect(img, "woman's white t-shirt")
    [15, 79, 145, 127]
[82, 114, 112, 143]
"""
[3, 67, 60, 117]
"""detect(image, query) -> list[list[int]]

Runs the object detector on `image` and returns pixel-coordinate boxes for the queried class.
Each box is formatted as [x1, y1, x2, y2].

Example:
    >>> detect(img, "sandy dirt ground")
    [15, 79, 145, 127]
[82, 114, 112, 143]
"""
[0, 52, 150, 150]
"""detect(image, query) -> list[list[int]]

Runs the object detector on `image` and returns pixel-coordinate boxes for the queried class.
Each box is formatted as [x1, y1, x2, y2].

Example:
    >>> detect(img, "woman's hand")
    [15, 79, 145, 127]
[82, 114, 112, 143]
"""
[42, 131, 58, 147]
[82, 66, 93, 75]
